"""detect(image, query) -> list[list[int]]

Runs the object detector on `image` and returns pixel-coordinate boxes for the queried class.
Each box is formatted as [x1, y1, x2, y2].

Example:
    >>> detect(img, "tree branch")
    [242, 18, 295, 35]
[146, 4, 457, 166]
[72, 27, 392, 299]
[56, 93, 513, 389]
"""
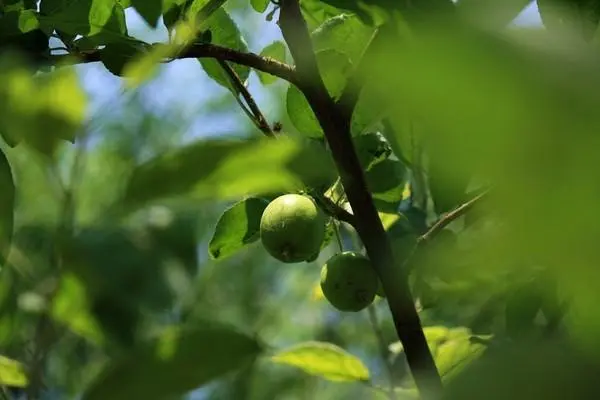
[50, 43, 299, 86]
[419, 190, 489, 244]
[217, 59, 275, 137]
[277, 1, 443, 398]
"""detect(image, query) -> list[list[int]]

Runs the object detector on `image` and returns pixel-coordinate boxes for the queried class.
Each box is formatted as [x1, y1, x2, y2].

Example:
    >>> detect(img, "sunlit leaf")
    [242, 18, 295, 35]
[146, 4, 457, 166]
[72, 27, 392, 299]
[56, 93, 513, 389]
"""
[198, 8, 249, 93]
[250, 0, 270, 13]
[271, 341, 370, 382]
[258, 41, 287, 85]
[83, 322, 263, 400]
[0, 355, 27, 387]
[208, 197, 269, 260]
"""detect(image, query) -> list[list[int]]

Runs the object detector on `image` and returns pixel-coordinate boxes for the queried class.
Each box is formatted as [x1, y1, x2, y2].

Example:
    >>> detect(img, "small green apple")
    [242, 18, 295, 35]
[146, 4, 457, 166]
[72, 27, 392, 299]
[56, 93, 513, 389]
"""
[320, 251, 379, 312]
[260, 194, 326, 263]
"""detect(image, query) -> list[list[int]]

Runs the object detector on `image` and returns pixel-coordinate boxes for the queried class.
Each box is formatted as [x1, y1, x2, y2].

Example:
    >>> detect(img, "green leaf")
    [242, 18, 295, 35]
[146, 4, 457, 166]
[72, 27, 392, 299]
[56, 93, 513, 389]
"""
[390, 327, 489, 383]
[286, 50, 352, 138]
[197, 8, 249, 92]
[83, 323, 262, 400]
[0, 62, 87, 153]
[312, 14, 375, 64]
[271, 341, 370, 382]
[120, 137, 335, 211]
[51, 272, 105, 345]
[257, 41, 286, 85]
[99, 40, 147, 76]
[208, 197, 269, 260]
[131, 0, 162, 27]
[365, 159, 406, 212]
[428, 150, 471, 215]
[354, 132, 392, 171]
[537, 0, 600, 40]
[250, 0, 270, 13]
[0, 148, 15, 265]
[457, 0, 533, 29]
[0, 355, 27, 387]
[39, 0, 128, 44]
[505, 280, 544, 337]
[299, 0, 345, 31]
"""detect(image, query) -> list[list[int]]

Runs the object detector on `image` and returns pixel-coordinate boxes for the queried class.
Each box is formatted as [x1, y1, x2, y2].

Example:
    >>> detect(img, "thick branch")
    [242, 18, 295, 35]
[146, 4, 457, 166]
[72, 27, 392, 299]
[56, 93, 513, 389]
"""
[50, 43, 298, 86]
[278, 1, 443, 398]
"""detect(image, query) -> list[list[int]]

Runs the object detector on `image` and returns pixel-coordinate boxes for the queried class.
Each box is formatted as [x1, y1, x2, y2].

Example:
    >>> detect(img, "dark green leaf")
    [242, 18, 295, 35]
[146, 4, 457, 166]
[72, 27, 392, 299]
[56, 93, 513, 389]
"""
[39, 0, 128, 44]
[537, 0, 600, 40]
[354, 132, 392, 171]
[131, 0, 162, 27]
[365, 159, 406, 212]
[286, 50, 352, 138]
[428, 152, 471, 215]
[197, 8, 249, 92]
[257, 41, 286, 85]
[250, 0, 270, 13]
[99, 41, 147, 76]
[271, 341, 370, 382]
[208, 197, 269, 260]
[505, 280, 544, 337]
[0, 148, 14, 266]
[121, 137, 336, 210]
[83, 323, 263, 400]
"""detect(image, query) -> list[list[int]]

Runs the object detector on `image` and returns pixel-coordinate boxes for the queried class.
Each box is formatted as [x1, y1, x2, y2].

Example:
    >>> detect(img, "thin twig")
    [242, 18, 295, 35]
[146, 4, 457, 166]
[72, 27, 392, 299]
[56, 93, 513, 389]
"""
[419, 190, 490, 244]
[311, 192, 356, 227]
[367, 305, 397, 400]
[217, 59, 275, 137]
[277, 1, 443, 398]
[50, 43, 299, 86]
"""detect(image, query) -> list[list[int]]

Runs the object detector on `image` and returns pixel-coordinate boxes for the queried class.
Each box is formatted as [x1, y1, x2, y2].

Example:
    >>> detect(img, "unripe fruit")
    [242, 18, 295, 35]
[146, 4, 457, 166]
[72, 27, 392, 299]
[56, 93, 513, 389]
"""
[320, 251, 379, 312]
[260, 194, 326, 263]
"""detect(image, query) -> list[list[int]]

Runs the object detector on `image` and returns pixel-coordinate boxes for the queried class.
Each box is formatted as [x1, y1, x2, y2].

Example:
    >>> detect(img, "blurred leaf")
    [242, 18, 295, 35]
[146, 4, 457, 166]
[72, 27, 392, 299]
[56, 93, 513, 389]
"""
[286, 50, 352, 138]
[131, 0, 162, 27]
[443, 339, 600, 400]
[428, 151, 471, 215]
[121, 137, 336, 210]
[0, 61, 87, 153]
[271, 341, 370, 382]
[505, 279, 544, 337]
[51, 272, 105, 345]
[250, 0, 270, 13]
[208, 197, 269, 260]
[0, 355, 27, 387]
[538, 0, 600, 40]
[198, 8, 249, 93]
[39, 0, 128, 43]
[83, 323, 262, 400]
[456, 0, 533, 29]
[0, 148, 14, 265]
[258, 41, 286, 85]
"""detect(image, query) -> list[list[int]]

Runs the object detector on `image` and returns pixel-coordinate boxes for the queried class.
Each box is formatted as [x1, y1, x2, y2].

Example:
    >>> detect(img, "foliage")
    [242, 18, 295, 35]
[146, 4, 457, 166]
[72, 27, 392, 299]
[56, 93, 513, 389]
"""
[1, 0, 600, 399]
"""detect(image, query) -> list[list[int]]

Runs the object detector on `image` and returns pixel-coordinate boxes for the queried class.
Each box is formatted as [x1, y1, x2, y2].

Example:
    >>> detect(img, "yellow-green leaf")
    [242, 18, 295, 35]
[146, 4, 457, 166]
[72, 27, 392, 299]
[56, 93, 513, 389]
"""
[0, 355, 27, 387]
[271, 341, 370, 382]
